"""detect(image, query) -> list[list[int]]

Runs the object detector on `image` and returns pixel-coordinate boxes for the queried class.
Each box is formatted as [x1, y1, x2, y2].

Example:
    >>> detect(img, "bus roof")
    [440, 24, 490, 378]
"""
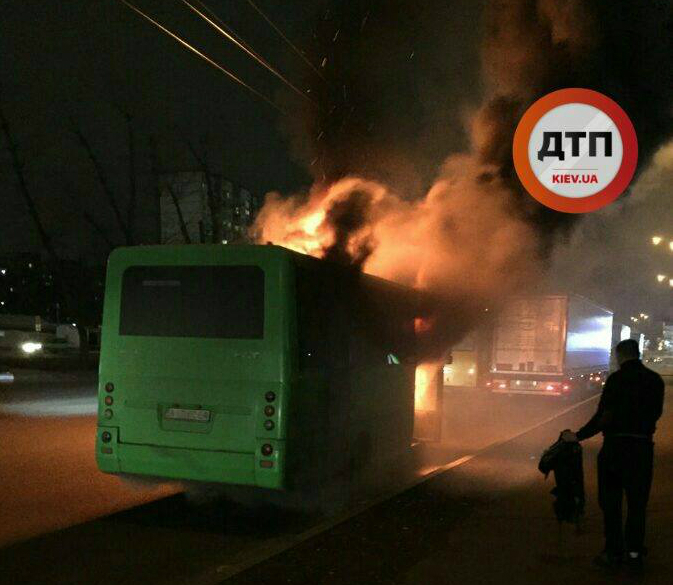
[108, 244, 418, 297]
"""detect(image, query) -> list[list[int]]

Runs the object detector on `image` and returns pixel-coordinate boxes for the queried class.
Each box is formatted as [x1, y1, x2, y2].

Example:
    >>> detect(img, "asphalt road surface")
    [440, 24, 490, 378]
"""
[1, 373, 668, 584]
[0, 370, 180, 546]
[225, 386, 672, 585]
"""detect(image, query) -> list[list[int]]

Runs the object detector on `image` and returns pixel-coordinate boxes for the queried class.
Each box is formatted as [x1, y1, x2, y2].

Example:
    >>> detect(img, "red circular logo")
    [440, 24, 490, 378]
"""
[513, 88, 638, 213]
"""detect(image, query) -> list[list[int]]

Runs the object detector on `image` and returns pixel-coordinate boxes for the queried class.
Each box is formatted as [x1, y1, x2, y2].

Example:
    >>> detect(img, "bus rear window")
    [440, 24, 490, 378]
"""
[119, 265, 264, 339]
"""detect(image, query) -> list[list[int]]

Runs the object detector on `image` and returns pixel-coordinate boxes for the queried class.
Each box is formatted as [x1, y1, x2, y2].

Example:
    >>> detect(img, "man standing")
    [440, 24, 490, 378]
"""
[562, 339, 665, 570]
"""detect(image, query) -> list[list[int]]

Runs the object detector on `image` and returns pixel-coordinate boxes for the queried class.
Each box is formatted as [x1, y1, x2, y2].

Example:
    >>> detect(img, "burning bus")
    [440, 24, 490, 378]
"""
[96, 244, 442, 491]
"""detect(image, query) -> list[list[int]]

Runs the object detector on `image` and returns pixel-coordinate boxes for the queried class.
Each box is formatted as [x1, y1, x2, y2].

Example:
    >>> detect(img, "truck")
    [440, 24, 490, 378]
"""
[485, 295, 613, 397]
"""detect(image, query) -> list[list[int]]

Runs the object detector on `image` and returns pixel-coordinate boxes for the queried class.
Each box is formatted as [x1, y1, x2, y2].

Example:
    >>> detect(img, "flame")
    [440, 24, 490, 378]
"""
[252, 58, 540, 389]
[300, 209, 326, 236]
[414, 317, 432, 335]
[254, 158, 536, 297]
[414, 362, 440, 411]
[254, 177, 390, 260]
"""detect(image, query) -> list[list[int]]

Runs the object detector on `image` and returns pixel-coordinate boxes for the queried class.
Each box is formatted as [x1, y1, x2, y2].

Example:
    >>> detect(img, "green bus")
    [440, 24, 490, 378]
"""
[96, 244, 427, 491]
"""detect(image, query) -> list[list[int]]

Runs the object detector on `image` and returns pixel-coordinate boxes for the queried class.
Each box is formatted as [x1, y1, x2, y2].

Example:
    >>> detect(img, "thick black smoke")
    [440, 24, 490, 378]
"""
[300, 0, 672, 245]
[260, 0, 671, 359]
[477, 0, 673, 244]
[323, 188, 375, 266]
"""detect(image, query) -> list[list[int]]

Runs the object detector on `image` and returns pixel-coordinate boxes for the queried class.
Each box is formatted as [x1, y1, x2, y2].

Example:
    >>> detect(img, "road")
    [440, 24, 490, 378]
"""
[0, 370, 180, 546]
[0, 369, 634, 585]
[225, 387, 672, 585]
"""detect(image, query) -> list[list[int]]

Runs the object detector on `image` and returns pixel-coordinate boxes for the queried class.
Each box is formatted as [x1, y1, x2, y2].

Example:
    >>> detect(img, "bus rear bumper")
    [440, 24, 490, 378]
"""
[96, 429, 284, 489]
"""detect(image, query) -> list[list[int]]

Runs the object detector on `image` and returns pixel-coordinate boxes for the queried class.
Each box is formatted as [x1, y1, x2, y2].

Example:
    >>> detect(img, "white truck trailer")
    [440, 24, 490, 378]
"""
[486, 295, 613, 397]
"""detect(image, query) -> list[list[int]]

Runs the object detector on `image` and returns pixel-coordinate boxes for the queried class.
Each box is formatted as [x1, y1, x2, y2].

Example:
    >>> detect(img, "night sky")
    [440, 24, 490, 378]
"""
[1, 0, 671, 321]
[1, 0, 486, 259]
[0, 0, 332, 257]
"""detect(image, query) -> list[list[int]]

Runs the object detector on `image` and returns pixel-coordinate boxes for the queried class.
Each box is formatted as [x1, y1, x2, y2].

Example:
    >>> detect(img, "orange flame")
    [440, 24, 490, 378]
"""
[254, 177, 390, 260]
[414, 317, 432, 335]
[253, 154, 539, 424]
[253, 159, 537, 300]
[414, 362, 440, 411]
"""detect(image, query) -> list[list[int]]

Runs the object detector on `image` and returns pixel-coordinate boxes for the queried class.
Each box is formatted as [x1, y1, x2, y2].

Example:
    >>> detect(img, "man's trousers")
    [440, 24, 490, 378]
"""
[597, 437, 654, 555]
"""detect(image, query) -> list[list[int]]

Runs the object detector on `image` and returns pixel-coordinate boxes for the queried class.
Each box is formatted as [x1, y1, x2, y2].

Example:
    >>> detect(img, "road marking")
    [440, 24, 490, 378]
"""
[417, 392, 601, 481]
[211, 393, 601, 582]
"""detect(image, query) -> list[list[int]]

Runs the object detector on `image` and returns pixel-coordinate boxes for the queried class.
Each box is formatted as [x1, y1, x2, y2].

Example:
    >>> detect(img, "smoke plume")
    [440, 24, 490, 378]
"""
[255, 0, 672, 352]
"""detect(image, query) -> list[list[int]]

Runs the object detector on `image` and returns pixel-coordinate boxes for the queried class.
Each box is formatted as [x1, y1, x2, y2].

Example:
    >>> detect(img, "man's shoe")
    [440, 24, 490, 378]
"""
[625, 552, 644, 574]
[593, 551, 622, 570]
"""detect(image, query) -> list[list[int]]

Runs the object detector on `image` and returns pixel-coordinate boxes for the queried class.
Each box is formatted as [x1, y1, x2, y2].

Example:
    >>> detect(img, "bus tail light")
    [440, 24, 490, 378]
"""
[261, 444, 273, 456]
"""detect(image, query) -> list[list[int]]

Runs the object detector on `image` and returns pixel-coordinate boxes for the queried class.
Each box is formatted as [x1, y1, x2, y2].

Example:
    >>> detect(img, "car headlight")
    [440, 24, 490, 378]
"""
[21, 342, 43, 354]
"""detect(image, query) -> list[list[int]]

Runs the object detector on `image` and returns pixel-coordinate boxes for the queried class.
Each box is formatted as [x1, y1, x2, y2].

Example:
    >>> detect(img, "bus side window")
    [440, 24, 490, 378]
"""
[296, 266, 327, 369]
[349, 285, 416, 369]
[296, 264, 353, 372]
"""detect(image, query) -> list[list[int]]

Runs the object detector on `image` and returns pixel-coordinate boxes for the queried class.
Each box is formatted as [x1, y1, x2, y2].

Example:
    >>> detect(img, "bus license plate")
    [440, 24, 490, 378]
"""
[164, 408, 211, 422]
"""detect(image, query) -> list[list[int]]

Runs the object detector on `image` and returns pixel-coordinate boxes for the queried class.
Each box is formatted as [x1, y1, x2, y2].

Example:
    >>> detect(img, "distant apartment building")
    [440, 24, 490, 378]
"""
[0, 254, 104, 324]
[158, 171, 262, 244]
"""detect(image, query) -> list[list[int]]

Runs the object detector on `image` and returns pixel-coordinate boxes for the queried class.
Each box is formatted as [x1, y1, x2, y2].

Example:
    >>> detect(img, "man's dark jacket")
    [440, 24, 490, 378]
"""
[577, 360, 665, 441]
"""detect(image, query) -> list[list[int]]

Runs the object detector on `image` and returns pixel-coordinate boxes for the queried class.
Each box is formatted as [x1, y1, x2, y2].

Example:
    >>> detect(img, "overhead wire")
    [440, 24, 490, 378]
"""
[119, 0, 284, 114]
[243, 0, 325, 80]
[181, 0, 315, 105]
